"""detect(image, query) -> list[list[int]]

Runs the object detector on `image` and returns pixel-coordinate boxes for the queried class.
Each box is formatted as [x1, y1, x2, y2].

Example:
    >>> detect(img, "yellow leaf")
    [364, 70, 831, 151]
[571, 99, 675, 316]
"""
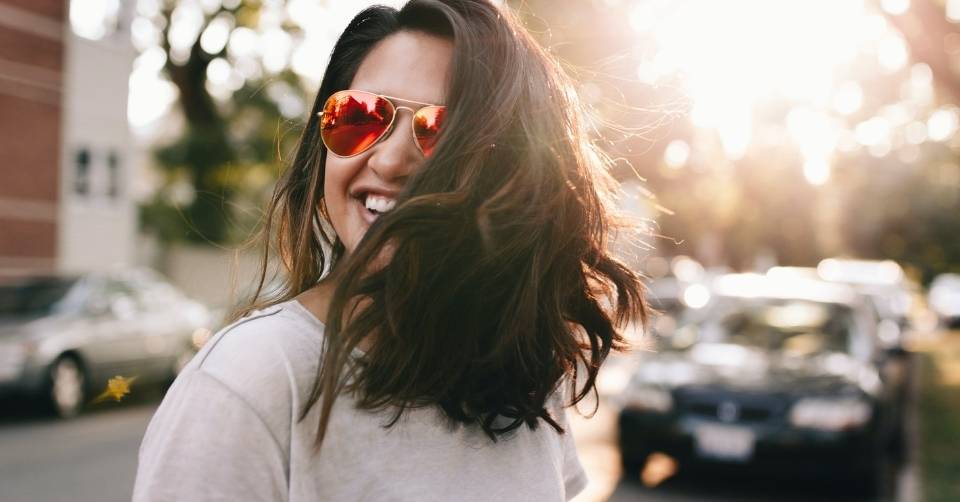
[91, 375, 139, 404]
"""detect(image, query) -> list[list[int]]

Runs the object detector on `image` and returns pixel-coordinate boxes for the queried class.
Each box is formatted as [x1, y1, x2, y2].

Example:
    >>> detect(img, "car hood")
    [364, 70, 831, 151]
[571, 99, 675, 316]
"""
[629, 343, 881, 396]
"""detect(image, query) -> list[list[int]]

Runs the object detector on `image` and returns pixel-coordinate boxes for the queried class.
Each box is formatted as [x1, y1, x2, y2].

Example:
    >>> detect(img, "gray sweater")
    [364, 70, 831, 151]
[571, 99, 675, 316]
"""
[133, 300, 587, 501]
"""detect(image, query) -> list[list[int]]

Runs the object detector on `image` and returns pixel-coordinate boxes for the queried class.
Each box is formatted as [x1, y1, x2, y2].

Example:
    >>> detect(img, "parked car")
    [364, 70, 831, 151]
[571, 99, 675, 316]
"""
[816, 258, 920, 351]
[597, 273, 709, 397]
[0, 268, 212, 417]
[770, 260, 919, 353]
[617, 273, 903, 495]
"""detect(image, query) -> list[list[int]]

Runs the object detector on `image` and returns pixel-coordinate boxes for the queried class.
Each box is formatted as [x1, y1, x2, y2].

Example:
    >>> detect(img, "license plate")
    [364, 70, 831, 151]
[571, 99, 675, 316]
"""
[694, 423, 755, 462]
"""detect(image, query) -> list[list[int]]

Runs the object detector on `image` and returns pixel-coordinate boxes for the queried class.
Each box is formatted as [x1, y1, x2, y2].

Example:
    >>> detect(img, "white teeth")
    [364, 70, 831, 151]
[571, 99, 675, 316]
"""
[364, 194, 397, 213]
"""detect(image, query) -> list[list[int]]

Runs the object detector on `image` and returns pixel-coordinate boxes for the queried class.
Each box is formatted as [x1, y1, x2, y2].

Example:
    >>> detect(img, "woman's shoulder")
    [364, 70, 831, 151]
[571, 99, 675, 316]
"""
[134, 302, 320, 499]
[202, 299, 324, 359]
[196, 299, 323, 368]
[180, 300, 325, 419]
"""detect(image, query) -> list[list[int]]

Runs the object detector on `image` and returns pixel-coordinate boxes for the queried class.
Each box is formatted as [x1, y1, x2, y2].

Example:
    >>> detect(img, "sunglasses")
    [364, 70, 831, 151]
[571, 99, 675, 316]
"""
[318, 90, 447, 158]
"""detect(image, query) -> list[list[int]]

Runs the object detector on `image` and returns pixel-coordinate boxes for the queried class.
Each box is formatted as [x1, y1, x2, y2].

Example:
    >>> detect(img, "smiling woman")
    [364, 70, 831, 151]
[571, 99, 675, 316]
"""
[133, 1, 647, 500]
[321, 31, 453, 252]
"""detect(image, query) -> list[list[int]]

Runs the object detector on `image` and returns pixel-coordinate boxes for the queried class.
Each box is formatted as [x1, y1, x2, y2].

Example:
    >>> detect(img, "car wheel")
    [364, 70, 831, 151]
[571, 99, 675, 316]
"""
[887, 423, 907, 463]
[620, 455, 646, 483]
[47, 356, 86, 418]
[845, 457, 885, 498]
[619, 445, 651, 483]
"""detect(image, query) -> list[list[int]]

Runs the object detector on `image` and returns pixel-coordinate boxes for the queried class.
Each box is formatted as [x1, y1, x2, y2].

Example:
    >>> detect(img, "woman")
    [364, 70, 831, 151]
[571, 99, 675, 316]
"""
[133, 0, 646, 500]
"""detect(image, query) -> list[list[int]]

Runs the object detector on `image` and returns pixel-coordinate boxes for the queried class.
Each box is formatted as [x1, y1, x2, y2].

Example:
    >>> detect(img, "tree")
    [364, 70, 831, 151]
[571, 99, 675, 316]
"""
[138, 0, 306, 245]
[515, 0, 960, 281]
[885, 0, 960, 103]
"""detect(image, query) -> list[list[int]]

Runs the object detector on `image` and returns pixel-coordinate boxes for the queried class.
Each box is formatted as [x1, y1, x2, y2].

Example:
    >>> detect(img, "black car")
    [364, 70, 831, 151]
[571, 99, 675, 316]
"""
[617, 274, 902, 494]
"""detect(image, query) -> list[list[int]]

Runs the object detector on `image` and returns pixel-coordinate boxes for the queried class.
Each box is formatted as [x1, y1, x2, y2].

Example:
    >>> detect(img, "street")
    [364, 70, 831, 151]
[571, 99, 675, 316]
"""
[0, 396, 158, 502]
[0, 364, 919, 502]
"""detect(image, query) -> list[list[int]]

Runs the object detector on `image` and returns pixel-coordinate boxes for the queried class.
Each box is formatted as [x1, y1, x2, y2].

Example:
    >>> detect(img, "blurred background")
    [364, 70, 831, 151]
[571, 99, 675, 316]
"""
[0, 0, 958, 501]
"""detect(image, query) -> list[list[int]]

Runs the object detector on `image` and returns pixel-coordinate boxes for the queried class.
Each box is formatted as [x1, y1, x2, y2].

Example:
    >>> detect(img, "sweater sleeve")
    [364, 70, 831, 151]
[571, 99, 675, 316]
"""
[132, 369, 289, 502]
[551, 381, 588, 500]
[560, 408, 588, 500]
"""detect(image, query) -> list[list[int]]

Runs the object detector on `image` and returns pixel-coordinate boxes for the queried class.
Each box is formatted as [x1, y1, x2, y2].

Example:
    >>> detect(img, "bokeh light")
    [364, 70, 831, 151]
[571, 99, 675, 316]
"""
[70, 0, 120, 40]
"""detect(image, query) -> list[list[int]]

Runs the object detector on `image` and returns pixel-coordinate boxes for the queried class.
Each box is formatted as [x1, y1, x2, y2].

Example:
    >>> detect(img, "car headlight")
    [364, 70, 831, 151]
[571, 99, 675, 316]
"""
[789, 397, 872, 431]
[621, 385, 673, 413]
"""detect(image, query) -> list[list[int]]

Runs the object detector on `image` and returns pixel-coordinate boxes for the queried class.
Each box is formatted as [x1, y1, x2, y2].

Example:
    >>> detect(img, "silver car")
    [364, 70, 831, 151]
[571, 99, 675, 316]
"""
[0, 268, 211, 417]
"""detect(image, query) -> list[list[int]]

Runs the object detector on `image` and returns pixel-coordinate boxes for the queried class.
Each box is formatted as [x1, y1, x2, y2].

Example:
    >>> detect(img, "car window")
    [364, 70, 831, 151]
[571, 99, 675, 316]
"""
[86, 278, 140, 318]
[666, 299, 857, 357]
[0, 277, 81, 317]
[135, 279, 183, 310]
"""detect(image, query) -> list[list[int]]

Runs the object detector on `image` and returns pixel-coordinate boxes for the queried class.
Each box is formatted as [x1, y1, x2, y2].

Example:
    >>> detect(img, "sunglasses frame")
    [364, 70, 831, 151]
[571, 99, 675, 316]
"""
[317, 89, 446, 158]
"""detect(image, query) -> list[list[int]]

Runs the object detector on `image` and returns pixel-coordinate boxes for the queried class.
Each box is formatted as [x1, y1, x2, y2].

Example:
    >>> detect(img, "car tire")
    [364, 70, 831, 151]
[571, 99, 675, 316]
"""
[846, 457, 884, 498]
[620, 457, 644, 483]
[47, 356, 86, 418]
[619, 448, 650, 483]
[887, 423, 907, 463]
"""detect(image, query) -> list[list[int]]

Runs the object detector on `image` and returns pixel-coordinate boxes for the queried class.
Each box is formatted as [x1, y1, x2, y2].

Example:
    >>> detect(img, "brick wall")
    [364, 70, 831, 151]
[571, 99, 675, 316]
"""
[0, 0, 64, 277]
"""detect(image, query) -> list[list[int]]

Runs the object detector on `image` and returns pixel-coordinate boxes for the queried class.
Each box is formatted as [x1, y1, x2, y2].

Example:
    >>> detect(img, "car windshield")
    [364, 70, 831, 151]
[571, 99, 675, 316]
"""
[0, 277, 80, 317]
[666, 299, 857, 357]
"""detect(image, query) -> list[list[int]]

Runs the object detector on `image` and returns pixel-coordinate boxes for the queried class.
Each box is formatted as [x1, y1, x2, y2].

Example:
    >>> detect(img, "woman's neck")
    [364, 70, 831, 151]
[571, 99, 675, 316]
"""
[295, 274, 375, 352]
[295, 275, 339, 325]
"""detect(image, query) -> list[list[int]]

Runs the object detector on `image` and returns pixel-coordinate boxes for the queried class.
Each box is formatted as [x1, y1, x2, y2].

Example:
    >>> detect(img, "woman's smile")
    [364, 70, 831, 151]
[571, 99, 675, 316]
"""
[322, 31, 453, 253]
[352, 191, 399, 226]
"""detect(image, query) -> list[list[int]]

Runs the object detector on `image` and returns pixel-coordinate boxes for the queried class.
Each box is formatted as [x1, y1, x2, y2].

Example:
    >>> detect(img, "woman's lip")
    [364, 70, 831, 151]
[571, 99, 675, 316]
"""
[350, 187, 400, 199]
[355, 197, 379, 225]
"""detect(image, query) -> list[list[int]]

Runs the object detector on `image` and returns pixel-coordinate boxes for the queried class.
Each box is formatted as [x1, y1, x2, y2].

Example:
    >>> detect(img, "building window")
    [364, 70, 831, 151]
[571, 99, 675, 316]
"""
[74, 148, 90, 196]
[107, 151, 121, 198]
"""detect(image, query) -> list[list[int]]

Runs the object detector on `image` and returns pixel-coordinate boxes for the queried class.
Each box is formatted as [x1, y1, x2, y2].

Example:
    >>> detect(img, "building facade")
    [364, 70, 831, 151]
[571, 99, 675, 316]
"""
[58, 6, 137, 273]
[0, 0, 64, 277]
[0, 0, 136, 279]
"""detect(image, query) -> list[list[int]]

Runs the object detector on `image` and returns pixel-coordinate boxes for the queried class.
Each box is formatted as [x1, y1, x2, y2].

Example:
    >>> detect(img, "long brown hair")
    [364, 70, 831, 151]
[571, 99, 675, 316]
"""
[239, 0, 648, 451]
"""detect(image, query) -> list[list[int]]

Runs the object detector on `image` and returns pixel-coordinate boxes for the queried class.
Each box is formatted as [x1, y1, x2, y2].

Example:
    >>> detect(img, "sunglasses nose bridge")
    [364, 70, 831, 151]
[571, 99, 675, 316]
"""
[380, 106, 416, 143]
[366, 106, 422, 179]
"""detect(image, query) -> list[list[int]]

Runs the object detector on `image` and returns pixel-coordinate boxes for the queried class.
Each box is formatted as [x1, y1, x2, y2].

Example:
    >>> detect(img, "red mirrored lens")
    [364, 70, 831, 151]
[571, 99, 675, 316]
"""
[413, 106, 446, 157]
[320, 91, 394, 156]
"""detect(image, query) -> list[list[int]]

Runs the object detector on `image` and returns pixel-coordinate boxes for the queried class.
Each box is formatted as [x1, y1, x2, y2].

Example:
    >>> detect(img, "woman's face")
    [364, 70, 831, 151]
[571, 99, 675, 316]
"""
[323, 31, 454, 254]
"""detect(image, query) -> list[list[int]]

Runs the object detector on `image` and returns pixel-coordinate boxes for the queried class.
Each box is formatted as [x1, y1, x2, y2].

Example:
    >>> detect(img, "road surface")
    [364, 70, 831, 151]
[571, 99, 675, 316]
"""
[0, 395, 158, 502]
[0, 358, 920, 502]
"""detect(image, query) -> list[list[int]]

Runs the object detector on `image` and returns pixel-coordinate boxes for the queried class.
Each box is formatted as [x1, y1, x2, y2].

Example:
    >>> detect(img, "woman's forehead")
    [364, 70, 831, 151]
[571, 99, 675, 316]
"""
[350, 31, 454, 106]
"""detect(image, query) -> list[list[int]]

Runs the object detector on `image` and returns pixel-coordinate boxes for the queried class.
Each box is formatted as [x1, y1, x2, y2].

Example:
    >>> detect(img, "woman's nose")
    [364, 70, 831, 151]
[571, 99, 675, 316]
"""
[366, 109, 421, 183]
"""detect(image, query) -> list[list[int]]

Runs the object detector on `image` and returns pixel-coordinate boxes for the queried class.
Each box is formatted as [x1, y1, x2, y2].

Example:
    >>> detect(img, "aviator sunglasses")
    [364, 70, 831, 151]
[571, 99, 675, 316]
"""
[318, 89, 446, 158]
